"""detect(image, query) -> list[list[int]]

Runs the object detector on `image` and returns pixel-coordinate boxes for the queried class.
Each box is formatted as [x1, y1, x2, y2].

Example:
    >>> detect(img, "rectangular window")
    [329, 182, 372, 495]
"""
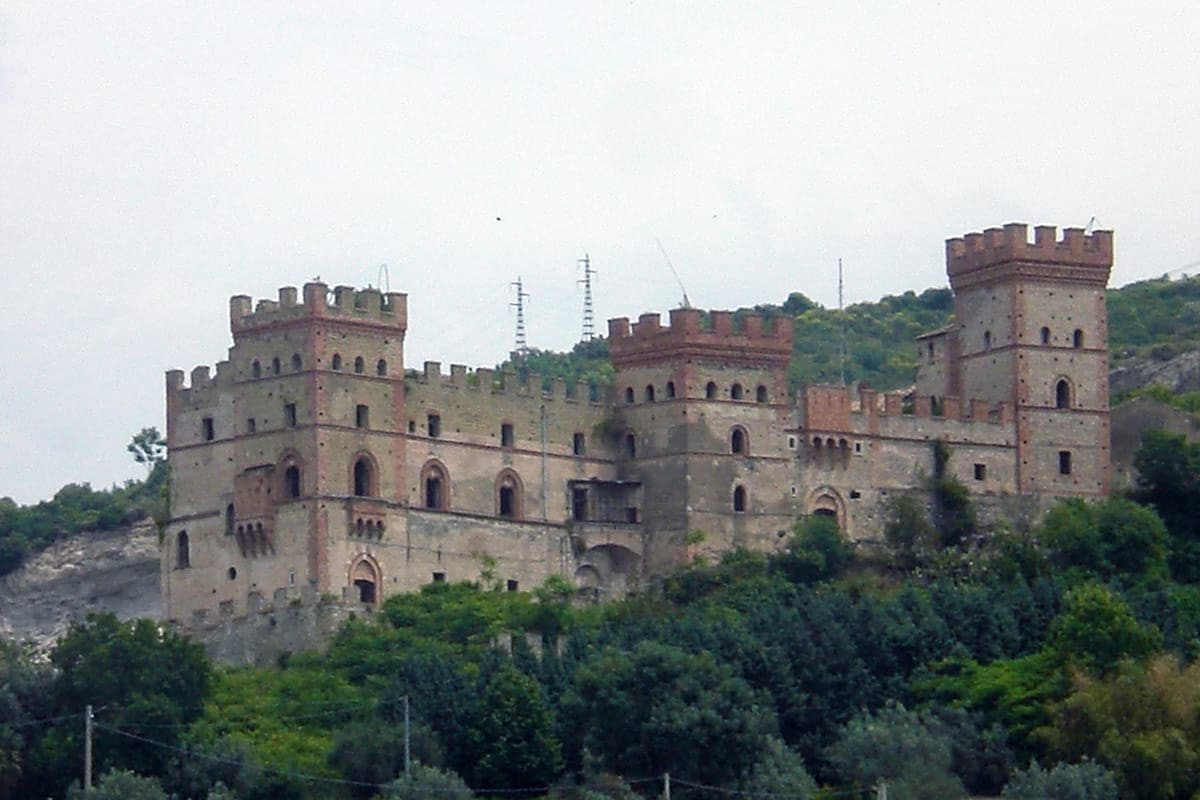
[1059, 450, 1072, 475]
[572, 487, 588, 521]
[428, 414, 441, 438]
[202, 417, 214, 441]
[501, 423, 514, 448]
[432, 571, 446, 583]
[247, 417, 256, 434]
[626, 506, 640, 523]
[506, 579, 519, 592]
[356, 404, 370, 429]
[284, 403, 297, 428]
[974, 463, 986, 481]
[408, 420, 416, 433]
[787, 436, 797, 450]
[573, 432, 586, 455]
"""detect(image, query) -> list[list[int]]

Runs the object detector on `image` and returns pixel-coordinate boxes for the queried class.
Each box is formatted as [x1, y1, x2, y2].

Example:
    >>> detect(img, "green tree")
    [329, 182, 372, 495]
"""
[1049, 583, 1161, 676]
[774, 515, 854, 584]
[1132, 429, 1200, 581]
[127, 427, 167, 474]
[1002, 761, 1118, 800]
[464, 665, 562, 790]
[381, 761, 474, 800]
[738, 737, 817, 799]
[1039, 498, 1169, 583]
[883, 494, 936, 569]
[65, 768, 168, 800]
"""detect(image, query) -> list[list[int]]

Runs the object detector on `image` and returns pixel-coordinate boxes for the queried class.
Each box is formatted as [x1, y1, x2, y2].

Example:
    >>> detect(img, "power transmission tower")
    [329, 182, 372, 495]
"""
[838, 257, 846, 386]
[578, 253, 597, 341]
[511, 276, 531, 357]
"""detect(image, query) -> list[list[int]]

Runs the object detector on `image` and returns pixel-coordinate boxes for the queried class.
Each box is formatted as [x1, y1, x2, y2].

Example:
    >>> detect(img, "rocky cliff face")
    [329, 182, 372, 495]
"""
[1111, 349, 1200, 397]
[0, 520, 161, 653]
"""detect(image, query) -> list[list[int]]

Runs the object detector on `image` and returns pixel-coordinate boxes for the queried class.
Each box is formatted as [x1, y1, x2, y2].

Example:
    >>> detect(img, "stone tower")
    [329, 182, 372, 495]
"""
[944, 223, 1113, 496]
[607, 308, 794, 571]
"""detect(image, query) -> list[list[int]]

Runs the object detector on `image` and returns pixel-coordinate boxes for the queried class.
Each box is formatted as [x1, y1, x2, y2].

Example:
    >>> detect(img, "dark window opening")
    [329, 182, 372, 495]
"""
[731, 383, 744, 400]
[252, 360, 262, 378]
[572, 487, 588, 521]
[176, 531, 190, 569]
[354, 458, 374, 496]
[706, 381, 717, 399]
[1059, 450, 1072, 475]
[408, 420, 416, 433]
[428, 414, 441, 437]
[501, 423, 514, 448]
[974, 463, 986, 481]
[625, 433, 636, 459]
[332, 353, 342, 371]
[285, 465, 301, 498]
[756, 385, 768, 403]
[1040, 326, 1051, 345]
[666, 381, 676, 398]
[247, 417, 256, 434]
[573, 432, 585, 456]
[499, 486, 516, 517]
[272, 357, 281, 375]
[1073, 329, 1084, 348]
[813, 508, 836, 519]
[731, 427, 747, 455]
[225, 504, 234, 535]
[227, 566, 237, 580]
[506, 579, 519, 592]
[1056, 379, 1071, 409]
[425, 475, 443, 509]
[645, 385, 655, 402]
[626, 506, 639, 523]
[377, 359, 388, 377]
[202, 417, 214, 441]
[354, 356, 364, 374]
[356, 404, 370, 428]
[291, 353, 302, 371]
[624, 387, 634, 404]
[927, 341, 935, 362]
[733, 485, 747, 512]
[432, 571, 446, 583]
[284, 403, 297, 427]
[849, 490, 862, 499]
[984, 330, 992, 350]
[354, 578, 376, 604]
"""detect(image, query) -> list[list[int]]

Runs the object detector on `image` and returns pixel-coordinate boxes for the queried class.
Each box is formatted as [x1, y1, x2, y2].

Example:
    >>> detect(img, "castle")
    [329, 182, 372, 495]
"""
[163, 223, 1113, 627]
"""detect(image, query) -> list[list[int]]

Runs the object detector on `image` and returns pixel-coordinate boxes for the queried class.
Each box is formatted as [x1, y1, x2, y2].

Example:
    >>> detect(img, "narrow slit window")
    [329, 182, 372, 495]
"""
[356, 404, 370, 428]
[202, 417, 215, 441]
[501, 423, 514, 448]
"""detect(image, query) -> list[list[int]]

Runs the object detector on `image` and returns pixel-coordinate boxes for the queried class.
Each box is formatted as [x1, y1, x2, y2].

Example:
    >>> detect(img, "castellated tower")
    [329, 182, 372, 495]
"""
[921, 223, 1113, 496]
[607, 309, 794, 572]
[165, 283, 408, 623]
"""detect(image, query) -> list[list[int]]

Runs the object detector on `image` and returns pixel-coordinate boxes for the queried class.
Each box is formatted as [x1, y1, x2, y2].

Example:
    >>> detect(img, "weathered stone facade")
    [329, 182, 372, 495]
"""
[164, 223, 1113, 627]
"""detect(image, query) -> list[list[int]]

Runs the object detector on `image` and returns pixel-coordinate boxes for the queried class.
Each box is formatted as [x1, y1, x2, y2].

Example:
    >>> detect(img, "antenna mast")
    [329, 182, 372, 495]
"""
[656, 239, 692, 309]
[838, 258, 846, 386]
[578, 253, 597, 341]
[510, 276, 531, 357]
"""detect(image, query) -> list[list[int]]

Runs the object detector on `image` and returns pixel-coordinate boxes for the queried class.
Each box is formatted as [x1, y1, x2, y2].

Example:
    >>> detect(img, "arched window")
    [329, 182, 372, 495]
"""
[421, 461, 449, 510]
[624, 387, 635, 404]
[354, 356, 365, 374]
[291, 353, 302, 371]
[377, 359, 388, 377]
[225, 503, 234, 536]
[1056, 379, 1071, 409]
[730, 426, 747, 455]
[271, 357, 281, 375]
[176, 531, 190, 569]
[351, 557, 381, 606]
[625, 433, 637, 459]
[285, 465, 301, 498]
[496, 470, 524, 519]
[984, 330, 992, 350]
[733, 485, 747, 513]
[1040, 326, 1051, 345]
[731, 383, 744, 400]
[666, 381, 676, 398]
[332, 353, 343, 371]
[756, 385, 768, 403]
[1073, 329, 1084, 349]
[252, 360, 262, 378]
[645, 385, 655, 402]
[705, 381, 718, 399]
[353, 456, 376, 497]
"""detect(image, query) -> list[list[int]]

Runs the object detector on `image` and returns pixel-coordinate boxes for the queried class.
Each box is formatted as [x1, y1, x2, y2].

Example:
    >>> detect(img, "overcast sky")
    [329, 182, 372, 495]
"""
[2, 2, 1199, 505]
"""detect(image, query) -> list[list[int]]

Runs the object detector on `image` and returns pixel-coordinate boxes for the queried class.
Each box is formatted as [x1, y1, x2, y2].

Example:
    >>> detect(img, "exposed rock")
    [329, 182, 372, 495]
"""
[1110, 348, 1200, 397]
[0, 520, 161, 653]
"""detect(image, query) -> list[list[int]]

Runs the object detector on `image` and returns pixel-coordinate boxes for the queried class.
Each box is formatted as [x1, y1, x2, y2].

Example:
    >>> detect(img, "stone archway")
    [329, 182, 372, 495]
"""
[348, 555, 382, 606]
[807, 486, 847, 531]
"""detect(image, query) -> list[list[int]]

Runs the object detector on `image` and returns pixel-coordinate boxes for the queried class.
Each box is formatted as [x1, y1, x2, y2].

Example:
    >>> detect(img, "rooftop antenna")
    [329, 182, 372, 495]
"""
[838, 257, 846, 386]
[1084, 216, 1100, 235]
[578, 253, 598, 341]
[377, 263, 391, 293]
[510, 276, 531, 357]
[656, 238, 692, 309]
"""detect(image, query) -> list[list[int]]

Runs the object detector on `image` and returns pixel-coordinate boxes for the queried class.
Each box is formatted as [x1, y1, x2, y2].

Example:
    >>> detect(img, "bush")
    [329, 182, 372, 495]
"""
[1002, 760, 1118, 800]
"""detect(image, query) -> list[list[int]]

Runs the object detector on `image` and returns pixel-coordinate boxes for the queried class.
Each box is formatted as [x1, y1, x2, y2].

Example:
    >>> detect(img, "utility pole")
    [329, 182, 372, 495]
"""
[403, 694, 410, 775]
[84, 704, 93, 793]
[578, 254, 597, 341]
[663, 772, 671, 800]
[876, 779, 888, 800]
[838, 257, 846, 386]
[511, 277, 530, 358]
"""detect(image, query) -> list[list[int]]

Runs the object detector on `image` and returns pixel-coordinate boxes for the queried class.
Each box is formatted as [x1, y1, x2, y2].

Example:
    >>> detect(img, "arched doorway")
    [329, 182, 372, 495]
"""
[349, 556, 381, 606]
[807, 487, 846, 530]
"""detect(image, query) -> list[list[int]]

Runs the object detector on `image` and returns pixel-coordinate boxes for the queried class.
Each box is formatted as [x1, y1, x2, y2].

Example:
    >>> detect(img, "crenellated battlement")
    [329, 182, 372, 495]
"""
[946, 223, 1112, 282]
[413, 361, 604, 404]
[608, 307, 792, 369]
[166, 360, 235, 408]
[800, 384, 1012, 435]
[230, 282, 408, 335]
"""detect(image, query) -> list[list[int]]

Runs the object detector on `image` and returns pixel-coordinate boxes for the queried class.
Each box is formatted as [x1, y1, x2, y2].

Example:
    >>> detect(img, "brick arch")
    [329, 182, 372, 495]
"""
[350, 450, 380, 497]
[276, 449, 305, 499]
[420, 458, 450, 510]
[495, 468, 524, 519]
[806, 486, 846, 530]
[347, 553, 382, 606]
